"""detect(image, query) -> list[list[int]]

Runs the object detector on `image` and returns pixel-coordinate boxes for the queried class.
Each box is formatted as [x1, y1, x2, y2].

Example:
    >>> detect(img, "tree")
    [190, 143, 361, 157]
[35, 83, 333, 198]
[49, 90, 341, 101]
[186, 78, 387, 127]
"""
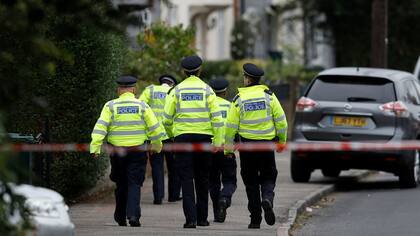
[125, 22, 196, 87]
[278, 0, 420, 71]
[0, 0, 128, 109]
[230, 19, 257, 59]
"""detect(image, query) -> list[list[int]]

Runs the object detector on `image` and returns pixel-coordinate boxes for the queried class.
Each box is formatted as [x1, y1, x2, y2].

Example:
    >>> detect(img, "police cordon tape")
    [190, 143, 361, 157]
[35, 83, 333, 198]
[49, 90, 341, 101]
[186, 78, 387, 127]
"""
[2, 141, 420, 154]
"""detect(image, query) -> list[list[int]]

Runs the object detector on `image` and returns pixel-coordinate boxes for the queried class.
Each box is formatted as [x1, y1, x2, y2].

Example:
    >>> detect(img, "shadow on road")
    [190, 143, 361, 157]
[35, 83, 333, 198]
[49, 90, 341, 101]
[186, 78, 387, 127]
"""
[312, 174, 406, 192]
[335, 179, 402, 192]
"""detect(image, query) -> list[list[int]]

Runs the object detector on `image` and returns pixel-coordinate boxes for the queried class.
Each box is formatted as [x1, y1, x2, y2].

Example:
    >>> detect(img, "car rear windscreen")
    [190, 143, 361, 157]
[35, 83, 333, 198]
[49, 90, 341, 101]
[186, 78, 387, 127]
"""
[307, 76, 396, 103]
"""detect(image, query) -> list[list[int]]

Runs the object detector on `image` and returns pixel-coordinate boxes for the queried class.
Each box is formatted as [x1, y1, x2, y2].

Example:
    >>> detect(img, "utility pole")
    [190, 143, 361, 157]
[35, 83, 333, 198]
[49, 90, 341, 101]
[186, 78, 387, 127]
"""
[371, 0, 388, 68]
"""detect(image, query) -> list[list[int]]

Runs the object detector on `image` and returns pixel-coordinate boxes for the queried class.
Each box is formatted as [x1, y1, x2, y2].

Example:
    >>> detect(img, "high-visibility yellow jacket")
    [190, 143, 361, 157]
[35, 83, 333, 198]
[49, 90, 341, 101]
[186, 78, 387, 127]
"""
[215, 96, 231, 143]
[216, 96, 231, 123]
[90, 92, 166, 154]
[225, 84, 288, 153]
[139, 84, 171, 139]
[162, 75, 224, 146]
[138, 84, 170, 122]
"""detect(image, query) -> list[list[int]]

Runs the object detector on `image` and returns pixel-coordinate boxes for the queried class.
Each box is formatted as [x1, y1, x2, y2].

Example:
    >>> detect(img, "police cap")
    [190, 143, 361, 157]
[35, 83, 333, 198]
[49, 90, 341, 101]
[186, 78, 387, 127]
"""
[243, 63, 264, 78]
[158, 74, 177, 85]
[181, 55, 202, 72]
[209, 77, 229, 93]
[116, 75, 137, 87]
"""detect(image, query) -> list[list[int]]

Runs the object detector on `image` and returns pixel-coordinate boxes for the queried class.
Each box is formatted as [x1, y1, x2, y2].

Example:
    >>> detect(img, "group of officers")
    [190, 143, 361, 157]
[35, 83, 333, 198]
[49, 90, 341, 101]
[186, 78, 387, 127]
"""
[90, 55, 288, 229]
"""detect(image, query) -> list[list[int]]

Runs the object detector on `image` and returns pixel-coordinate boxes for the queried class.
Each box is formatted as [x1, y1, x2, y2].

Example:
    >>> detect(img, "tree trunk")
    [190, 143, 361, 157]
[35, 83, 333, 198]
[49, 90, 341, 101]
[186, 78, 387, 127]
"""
[371, 0, 388, 68]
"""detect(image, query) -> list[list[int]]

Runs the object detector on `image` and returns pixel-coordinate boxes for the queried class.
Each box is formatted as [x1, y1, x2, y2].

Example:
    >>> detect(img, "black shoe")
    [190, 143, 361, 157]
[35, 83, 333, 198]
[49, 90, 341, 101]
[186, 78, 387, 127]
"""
[183, 222, 196, 228]
[168, 197, 182, 202]
[216, 199, 227, 223]
[128, 217, 141, 227]
[262, 199, 276, 226]
[197, 220, 210, 226]
[116, 220, 127, 226]
[153, 199, 162, 205]
[114, 215, 127, 226]
[248, 216, 262, 229]
[248, 223, 261, 229]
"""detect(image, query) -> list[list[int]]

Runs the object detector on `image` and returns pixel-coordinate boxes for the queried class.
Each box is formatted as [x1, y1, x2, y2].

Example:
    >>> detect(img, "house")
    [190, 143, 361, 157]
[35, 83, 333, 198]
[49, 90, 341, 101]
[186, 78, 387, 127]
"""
[269, 0, 335, 69]
[236, 0, 335, 68]
[112, 0, 160, 46]
[160, 0, 234, 60]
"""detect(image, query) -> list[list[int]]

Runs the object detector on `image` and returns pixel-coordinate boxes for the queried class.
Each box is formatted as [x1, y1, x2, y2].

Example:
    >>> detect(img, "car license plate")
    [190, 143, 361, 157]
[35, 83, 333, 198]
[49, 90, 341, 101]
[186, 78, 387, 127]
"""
[332, 116, 367, 127]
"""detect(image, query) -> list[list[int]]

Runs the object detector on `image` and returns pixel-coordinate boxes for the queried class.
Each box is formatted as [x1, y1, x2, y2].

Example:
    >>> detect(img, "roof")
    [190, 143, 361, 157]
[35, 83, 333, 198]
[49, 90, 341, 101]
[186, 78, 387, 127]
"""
[317, 67, 414, 81]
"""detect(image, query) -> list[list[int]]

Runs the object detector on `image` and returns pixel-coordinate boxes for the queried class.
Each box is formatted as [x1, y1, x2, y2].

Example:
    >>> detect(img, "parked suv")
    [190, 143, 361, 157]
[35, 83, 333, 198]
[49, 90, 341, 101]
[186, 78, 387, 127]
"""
[291, 67, 420, 188]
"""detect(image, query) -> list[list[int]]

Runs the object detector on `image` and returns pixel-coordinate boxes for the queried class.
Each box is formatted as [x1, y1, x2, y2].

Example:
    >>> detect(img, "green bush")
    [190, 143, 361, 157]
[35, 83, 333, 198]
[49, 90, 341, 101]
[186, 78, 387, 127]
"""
[125, 22, 196, 90]
[46, 27, 126, 198]
[201, 59, 319, 100]
[230, 19, 256, 59]
[0, 2, 129, 233]
[201, 60, 238, 81]
[6, 26, 127, 198]
[201, 59, 265, 99]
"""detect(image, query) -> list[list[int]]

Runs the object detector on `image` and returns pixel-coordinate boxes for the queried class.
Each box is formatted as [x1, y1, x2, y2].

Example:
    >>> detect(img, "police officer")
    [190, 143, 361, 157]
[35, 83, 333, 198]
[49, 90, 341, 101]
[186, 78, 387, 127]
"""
[163, 55, 224, 228]
[90, 75, 166, 227]
[139, 75, 182, 204]
[208, 77, 237, 223]
[225, 63, 288, 229]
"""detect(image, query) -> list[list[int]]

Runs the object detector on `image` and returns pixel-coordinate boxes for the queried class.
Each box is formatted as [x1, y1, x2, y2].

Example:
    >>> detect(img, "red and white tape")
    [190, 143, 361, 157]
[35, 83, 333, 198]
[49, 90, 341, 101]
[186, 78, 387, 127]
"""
[1, 141, 420, 153]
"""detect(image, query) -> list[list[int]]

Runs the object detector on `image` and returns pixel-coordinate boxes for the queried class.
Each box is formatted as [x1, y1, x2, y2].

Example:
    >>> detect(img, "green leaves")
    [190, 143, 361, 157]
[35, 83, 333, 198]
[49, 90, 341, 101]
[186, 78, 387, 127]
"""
[125, 22, 196, 87]
[2, 1, 128, 199]
[0, 0, 128, 109]
[230, 19, 257, 60]
[293, 0, 420, 70]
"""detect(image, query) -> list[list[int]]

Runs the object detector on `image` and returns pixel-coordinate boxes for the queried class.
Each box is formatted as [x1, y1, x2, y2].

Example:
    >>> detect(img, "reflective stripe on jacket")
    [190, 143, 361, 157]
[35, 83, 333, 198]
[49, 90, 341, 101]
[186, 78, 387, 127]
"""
[215, 96, 231, 144]
[90, 92, 166, 154]
[225, 84, 288, 153]
[216, 96, 231, 123]
[162, 76, 224, 146]
[139, 84, 171, 139]
[139, 84, 170, 122]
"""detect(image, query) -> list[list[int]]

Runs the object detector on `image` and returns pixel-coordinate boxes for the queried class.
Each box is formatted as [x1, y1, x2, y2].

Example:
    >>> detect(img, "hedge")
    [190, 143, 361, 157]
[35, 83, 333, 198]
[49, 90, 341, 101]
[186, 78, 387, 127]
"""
[5, 25, 127, 198]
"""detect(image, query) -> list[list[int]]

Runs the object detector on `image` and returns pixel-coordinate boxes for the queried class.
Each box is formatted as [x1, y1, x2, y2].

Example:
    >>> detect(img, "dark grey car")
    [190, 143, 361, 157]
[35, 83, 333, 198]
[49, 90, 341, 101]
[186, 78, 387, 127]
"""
[291, 67, 420, 188]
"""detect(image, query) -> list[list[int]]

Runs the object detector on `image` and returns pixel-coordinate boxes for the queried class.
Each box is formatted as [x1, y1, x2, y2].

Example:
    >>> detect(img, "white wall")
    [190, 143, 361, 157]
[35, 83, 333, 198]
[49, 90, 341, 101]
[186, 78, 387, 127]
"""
[160, 0, 234, 60]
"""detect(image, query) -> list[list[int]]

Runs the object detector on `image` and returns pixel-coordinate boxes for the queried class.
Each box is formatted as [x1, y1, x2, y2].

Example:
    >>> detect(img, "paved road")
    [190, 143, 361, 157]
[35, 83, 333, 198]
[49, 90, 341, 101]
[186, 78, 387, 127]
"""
[296, 172, 420, 236]
[70, 152, 365, 236]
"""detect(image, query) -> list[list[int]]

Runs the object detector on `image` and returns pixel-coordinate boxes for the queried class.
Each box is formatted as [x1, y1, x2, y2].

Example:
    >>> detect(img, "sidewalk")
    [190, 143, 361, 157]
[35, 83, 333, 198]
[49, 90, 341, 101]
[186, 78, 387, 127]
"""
[70, 152, 363, 236]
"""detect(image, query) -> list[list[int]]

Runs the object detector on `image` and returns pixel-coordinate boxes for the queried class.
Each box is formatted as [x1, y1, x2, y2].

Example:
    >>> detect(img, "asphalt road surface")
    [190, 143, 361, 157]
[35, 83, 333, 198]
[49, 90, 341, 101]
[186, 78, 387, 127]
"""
[295, 172, 420, 236]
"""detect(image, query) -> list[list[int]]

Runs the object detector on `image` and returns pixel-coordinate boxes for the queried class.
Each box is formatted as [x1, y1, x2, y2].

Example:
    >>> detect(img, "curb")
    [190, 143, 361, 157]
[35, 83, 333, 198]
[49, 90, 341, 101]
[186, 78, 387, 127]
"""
[276, 171, 373, 236]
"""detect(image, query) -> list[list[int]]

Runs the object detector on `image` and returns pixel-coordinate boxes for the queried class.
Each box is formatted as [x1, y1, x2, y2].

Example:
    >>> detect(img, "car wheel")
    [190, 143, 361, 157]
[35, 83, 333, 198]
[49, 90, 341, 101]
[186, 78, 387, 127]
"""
[399, 150, 420, 188]
[291, 153, 312, 183]
[321, 168, 341, 178]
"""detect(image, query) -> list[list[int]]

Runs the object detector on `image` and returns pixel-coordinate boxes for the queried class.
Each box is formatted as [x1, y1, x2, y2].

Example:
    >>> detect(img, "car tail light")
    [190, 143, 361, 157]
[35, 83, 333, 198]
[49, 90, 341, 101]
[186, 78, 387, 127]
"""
[379, 101, 409, 117]
[296, 97, 317, 112]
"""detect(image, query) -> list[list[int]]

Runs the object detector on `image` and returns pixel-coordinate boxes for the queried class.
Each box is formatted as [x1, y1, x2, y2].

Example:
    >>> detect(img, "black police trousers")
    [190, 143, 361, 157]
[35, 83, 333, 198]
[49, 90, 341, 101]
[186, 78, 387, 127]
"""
[149, 151, 165, 202]
[239, 137, 278, 222]
[163, 139, 181, 201]
[174, 134, 212, 224]
[109, 149, 147, 222]
[209, 152, 237, 215]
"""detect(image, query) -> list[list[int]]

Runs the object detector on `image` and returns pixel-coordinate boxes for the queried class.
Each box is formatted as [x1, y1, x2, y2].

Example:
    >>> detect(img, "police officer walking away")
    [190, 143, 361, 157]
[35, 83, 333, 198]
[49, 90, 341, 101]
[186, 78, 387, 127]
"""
[90, 76, 166, 227]
[225, 63, 288, 229]
[163, 56, 224, 228]
[208, 77, 237, 223]
[139, 75, 182, 204]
